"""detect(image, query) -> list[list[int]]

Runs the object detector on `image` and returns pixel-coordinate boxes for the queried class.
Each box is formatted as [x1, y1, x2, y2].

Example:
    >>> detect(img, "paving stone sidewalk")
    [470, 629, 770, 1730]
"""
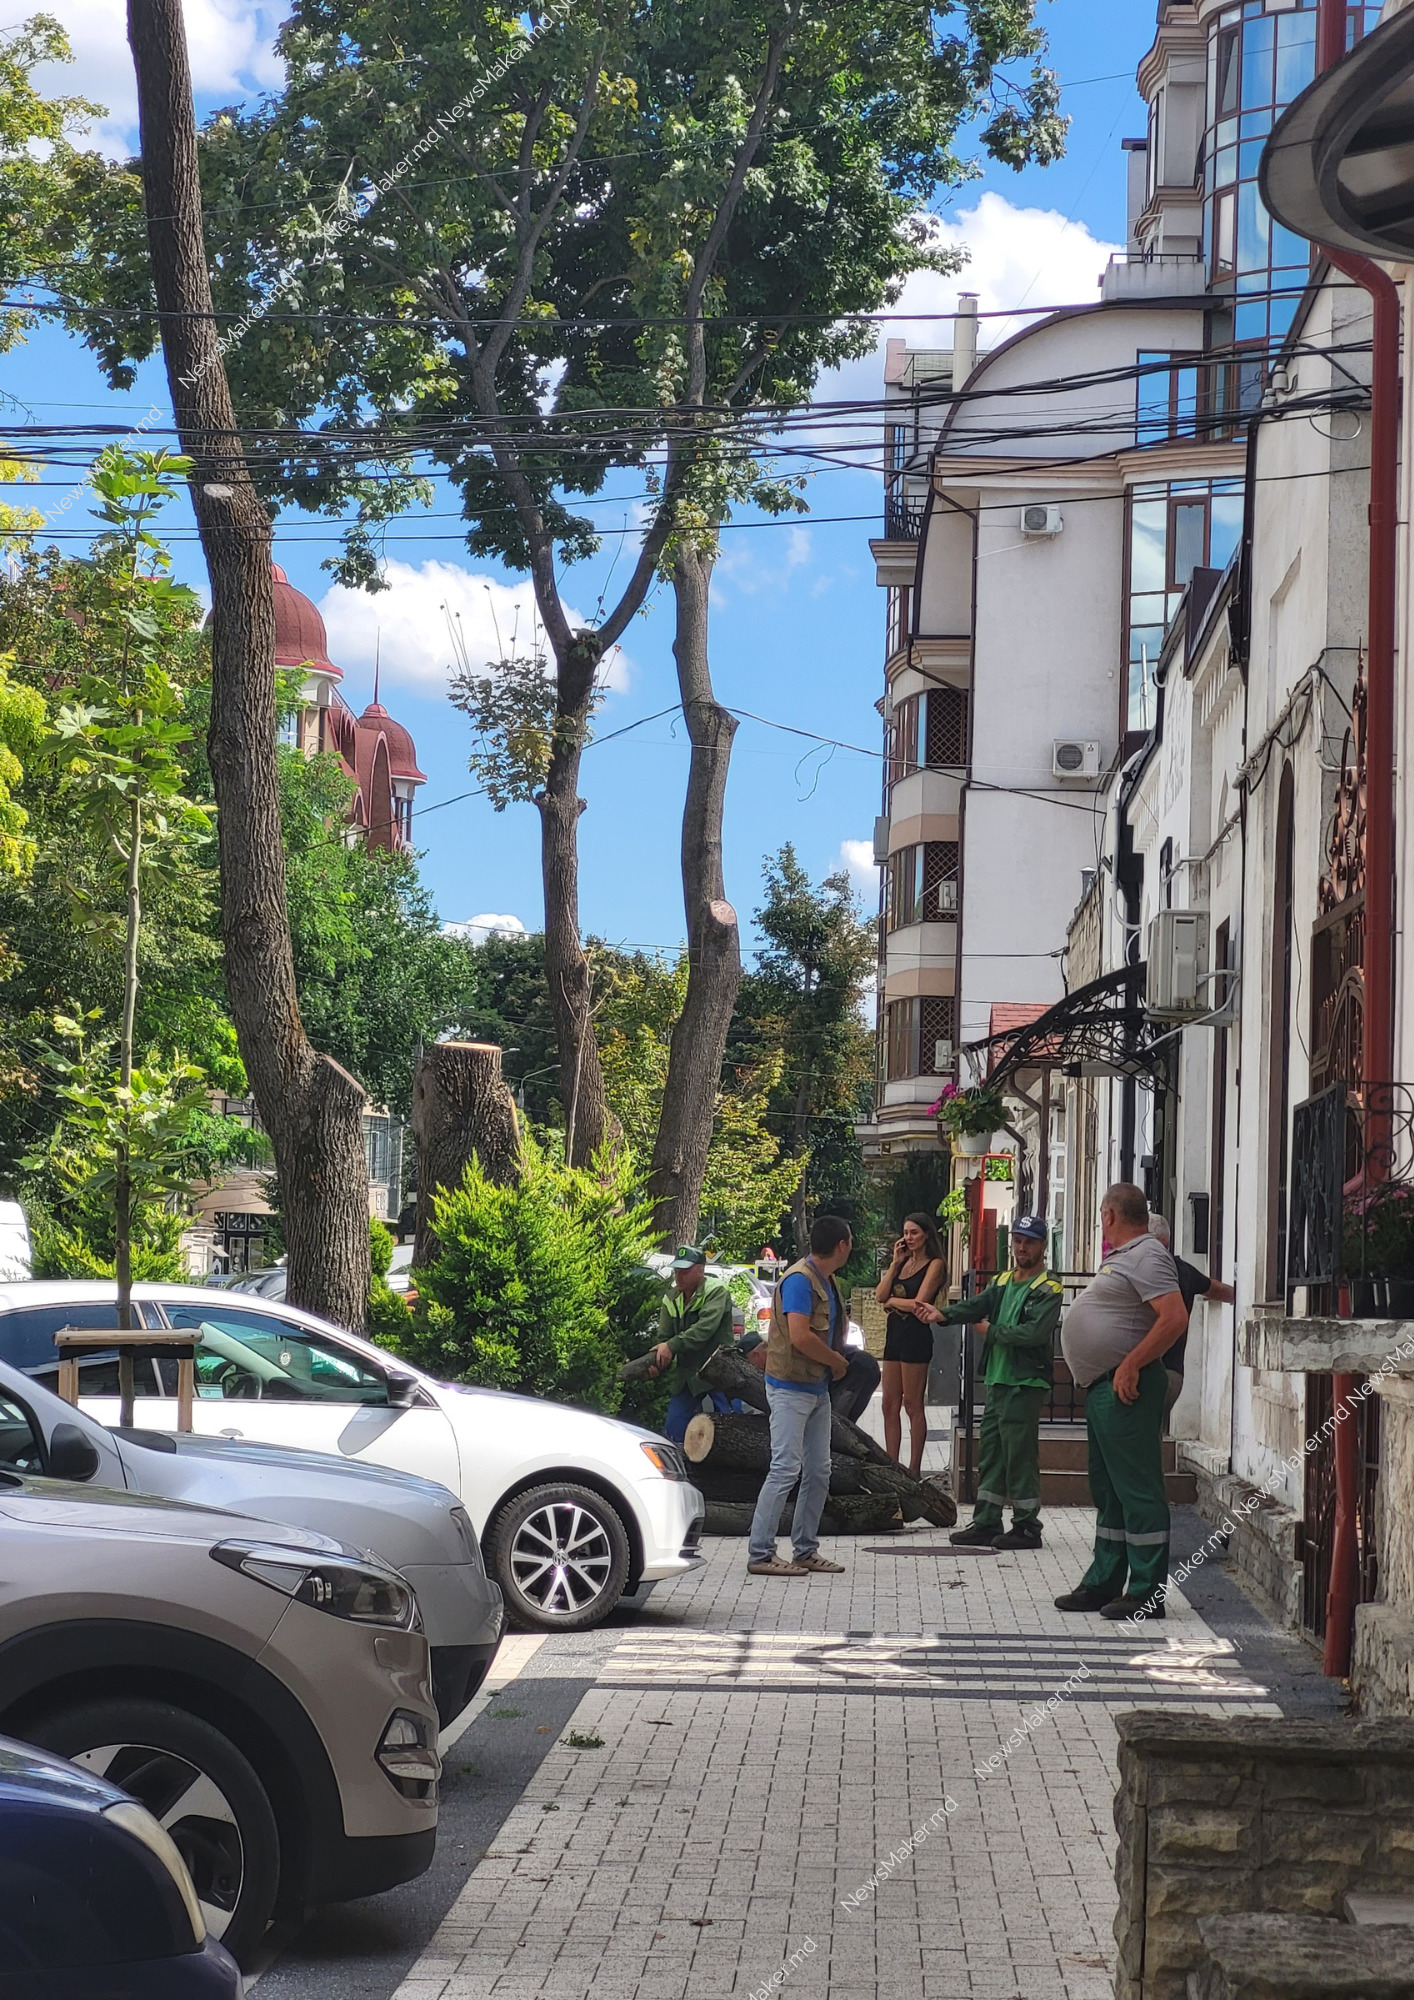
[393, 1511, 1334, 2000]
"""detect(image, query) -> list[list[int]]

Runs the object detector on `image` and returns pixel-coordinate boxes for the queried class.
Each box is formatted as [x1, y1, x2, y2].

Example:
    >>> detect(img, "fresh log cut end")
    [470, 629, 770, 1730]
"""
[683, 1413, 716, 1463]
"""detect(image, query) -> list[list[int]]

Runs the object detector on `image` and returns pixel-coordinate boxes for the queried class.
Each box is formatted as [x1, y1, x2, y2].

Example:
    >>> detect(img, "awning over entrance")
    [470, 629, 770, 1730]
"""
[963, 965, 1166, 1087]
[1261, 8, 1414, 260]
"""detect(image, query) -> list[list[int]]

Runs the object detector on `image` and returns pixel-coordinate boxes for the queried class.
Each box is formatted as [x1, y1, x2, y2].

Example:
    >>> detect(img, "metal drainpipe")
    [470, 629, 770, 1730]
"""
[1315, 0, 1398, 1681]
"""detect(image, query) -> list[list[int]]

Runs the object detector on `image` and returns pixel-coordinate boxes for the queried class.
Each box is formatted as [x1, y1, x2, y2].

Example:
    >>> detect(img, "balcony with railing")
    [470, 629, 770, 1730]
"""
[1100, 251, 1207, 305]
[883, 492, 927, 541]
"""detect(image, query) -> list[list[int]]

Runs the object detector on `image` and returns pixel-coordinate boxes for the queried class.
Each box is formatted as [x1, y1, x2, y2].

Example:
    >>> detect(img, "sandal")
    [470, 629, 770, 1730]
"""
[795, 1554, 845, 1573]
[747, 1555, 809, 1576]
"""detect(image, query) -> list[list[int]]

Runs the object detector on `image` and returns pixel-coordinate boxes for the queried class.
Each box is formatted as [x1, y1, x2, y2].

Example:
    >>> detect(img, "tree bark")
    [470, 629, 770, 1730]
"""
[411, 1041, 522, 1266]
[127, 0, 371, 1330]
[695, 1347, 955, 1525]
[536, 633, 614, 1168]
[647, 538, 742, 1246]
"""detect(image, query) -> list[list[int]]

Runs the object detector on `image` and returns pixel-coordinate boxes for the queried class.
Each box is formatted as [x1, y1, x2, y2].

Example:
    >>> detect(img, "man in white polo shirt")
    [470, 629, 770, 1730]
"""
[1053, 1181, 1188, 1622]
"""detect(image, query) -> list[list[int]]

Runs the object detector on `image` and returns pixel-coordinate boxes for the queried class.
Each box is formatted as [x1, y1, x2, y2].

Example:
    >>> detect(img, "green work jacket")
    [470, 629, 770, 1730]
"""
[937, 1268, 1062, 1389]
[655, 1276, 735, 1394]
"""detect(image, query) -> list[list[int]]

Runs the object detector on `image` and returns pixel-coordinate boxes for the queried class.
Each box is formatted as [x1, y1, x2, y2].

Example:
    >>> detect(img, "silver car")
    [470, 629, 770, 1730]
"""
[0, 1356, 502, 1729]
[0, 1470, 440, 1968]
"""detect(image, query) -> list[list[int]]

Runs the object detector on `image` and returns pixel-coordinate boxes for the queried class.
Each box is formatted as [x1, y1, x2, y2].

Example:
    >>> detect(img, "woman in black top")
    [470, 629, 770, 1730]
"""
[874, 1212, 946, 1475]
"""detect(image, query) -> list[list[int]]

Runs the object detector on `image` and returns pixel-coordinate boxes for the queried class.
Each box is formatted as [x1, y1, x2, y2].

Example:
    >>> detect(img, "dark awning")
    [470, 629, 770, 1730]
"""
[963, 965, 1166, 1087]
[1261, 8, 1414, 260]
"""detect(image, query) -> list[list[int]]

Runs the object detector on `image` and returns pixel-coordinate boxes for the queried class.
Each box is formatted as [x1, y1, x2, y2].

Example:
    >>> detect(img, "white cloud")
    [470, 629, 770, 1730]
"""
[711, 520, 813, 606]
[34, 0, 285, 154]
[839, 838, 880, 899]
[317, 559, 629, 696]
[441, 913, 529, 944]
[817, 192, 1123, 445]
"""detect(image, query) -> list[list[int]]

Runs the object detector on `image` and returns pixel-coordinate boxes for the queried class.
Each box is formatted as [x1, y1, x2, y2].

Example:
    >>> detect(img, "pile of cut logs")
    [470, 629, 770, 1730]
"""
[621, 1345, 956, 1536]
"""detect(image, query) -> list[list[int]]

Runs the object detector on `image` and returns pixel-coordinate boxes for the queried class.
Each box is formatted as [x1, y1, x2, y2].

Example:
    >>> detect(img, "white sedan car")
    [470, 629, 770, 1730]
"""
[0, 1281, 705, 1633]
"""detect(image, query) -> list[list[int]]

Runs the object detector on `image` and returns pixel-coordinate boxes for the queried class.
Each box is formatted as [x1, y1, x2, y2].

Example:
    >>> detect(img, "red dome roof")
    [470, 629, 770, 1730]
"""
[272, 563, 341, 680]
[357, 700, 427, 782]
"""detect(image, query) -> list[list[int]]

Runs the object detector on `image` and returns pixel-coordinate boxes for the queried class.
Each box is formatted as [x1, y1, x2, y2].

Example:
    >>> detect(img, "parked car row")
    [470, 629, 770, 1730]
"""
[0, 1280, 706, 1633]
[0, 1276, 706, 1995]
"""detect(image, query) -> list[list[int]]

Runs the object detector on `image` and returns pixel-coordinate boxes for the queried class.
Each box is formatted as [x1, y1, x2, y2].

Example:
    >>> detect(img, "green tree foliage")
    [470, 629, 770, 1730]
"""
[27, 452, 214, 1320]
[277, 744, 477, 1115]
[730, 844, 877, 1249]
[22, 1015, 204, 1282]
[392, 1137, 655, 1412]
[0, 15, 109, 352]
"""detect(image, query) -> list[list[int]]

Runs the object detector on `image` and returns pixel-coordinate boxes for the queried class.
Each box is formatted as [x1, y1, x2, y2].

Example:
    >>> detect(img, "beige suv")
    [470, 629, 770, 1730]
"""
[0, 1467, 440, 1967]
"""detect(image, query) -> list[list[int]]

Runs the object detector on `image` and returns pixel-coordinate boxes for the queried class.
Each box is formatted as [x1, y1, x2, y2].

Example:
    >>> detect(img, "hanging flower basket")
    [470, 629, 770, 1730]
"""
[954, 1129, 993, 1157]
[930, 1081, 1008, 1145]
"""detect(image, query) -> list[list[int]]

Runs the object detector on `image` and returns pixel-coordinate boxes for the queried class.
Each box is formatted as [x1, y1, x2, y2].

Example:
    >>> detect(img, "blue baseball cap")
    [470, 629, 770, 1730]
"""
[1011, 1213, 1048, 1242]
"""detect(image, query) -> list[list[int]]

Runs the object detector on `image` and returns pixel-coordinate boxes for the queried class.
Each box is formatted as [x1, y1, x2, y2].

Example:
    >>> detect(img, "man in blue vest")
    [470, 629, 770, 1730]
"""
[746, 1215, 853, 1578]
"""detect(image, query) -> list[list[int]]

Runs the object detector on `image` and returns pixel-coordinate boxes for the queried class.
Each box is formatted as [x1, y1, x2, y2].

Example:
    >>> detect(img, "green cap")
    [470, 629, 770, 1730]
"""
[670, 1245, 707, 1269]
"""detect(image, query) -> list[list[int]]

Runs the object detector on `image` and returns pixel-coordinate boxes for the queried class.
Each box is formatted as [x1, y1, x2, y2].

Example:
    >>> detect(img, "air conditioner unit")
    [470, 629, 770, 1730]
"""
[935, 878, 958, 913]
[1021, 503, 1063, 537]
[872, 816, 891, 866]
[934, 1040, 955, 1071]
[1053, 739, 1101, 779]
[1146, 908, 1210, 1019]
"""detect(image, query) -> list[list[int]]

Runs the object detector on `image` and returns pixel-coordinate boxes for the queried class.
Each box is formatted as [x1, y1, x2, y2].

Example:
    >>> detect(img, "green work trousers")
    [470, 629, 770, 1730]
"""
[1079, 1362, 1170, 1604]
[972, 1382, 1048, 1528]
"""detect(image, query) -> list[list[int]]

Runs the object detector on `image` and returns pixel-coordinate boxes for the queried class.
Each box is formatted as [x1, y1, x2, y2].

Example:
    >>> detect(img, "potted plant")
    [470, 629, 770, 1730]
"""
[932, 1081, 1007, 1156]
[1348, 1179, 1414, 1318]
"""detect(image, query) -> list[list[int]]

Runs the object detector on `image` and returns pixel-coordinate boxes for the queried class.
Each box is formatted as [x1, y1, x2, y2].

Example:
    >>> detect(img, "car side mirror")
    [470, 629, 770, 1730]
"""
[386, 1373, 419, 1409]
[48, 1422, 101, 1483]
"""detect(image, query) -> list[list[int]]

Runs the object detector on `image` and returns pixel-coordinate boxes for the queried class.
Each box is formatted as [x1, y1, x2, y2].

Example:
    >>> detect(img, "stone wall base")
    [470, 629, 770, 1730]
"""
[1177, 1444, 1304, 1630]
[1353, 1603, 1414, 1719]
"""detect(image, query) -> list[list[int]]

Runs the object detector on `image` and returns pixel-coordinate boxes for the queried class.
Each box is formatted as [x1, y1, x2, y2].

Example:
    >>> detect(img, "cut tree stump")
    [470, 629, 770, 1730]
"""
[683, 1410, 772, 1472]
[411, 1041, 522, 1266]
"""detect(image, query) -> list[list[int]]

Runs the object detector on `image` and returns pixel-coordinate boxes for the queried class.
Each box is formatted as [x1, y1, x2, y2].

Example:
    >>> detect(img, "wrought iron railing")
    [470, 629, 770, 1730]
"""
[1288, 1081, 1414, 1310]
[883, 494, 925, 541]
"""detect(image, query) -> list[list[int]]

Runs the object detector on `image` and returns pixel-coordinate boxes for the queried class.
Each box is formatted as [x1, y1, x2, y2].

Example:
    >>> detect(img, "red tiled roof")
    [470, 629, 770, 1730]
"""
[986, 1001, 1063, 1074]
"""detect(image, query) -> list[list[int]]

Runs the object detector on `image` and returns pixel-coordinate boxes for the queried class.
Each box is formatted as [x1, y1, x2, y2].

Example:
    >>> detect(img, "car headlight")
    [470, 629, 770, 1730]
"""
[104, 1797, 206, 1947]
[641, 1440, 690, 1481]
[212, 1540, 420, 1630]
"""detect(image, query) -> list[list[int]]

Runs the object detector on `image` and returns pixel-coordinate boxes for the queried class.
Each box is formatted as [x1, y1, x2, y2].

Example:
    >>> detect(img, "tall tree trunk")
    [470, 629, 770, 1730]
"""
[537, 633, 614, 1167]
[411, 1041, 522, 1266]
[127, 0, 371, 1329]
[648, 540, 741, 1245]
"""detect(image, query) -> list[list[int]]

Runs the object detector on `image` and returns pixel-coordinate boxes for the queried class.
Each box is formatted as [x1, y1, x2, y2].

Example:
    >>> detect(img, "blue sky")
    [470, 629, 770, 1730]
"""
[3, 0, 1153, 953]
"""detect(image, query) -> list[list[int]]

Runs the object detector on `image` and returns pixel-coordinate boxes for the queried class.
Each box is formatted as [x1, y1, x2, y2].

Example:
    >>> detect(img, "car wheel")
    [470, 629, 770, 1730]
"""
[488, 1481, 631, 1632]
[27, 1696, 280, 1968]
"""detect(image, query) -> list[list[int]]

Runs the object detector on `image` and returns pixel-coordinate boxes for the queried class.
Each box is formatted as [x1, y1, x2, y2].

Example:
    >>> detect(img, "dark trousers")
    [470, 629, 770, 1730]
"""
[972, 1382, 1047, 1528]
[1079, 1363, 1170, 1603]
[664, 1387, 736, 1444]
[829, 1351, 881, 1424]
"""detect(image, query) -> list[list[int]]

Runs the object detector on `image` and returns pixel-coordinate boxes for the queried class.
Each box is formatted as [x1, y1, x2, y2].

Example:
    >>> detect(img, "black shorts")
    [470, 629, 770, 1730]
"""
[883, 1315, 934, 1366]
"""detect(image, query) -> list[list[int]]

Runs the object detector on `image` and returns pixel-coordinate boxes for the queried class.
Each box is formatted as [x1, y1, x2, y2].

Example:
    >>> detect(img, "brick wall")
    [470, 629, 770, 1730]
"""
[1113, 1713, 1414, 2000]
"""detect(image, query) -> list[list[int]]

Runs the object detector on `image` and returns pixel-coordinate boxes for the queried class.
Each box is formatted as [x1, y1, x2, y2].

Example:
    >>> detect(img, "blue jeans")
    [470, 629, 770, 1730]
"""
[748, 1383, 833, 1562]
[664, 1387, 737, 1444]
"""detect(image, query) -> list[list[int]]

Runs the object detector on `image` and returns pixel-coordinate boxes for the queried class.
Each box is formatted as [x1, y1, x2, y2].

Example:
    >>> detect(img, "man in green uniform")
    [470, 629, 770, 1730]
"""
[916, 1213, 1060, 1550]
[652, 1247, 738, 1444]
